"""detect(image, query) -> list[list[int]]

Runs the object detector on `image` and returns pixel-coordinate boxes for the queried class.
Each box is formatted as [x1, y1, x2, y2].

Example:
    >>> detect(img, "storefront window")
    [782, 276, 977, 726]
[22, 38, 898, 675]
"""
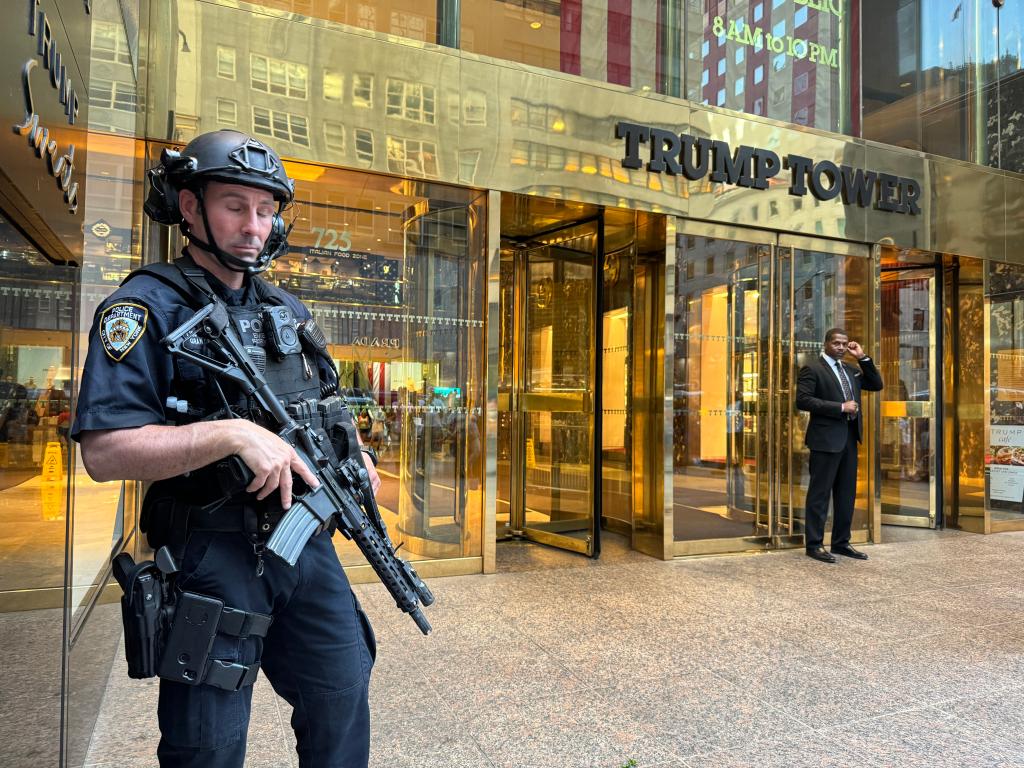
[263, 161, 487, 565]
[0, 214, 74, 582]
[685, 0, 855, 133]
[0, 211, 74, 767]
[984, 261, 1024, 522]
[73, 134, 143, 620]
[863, 0, 1024, 172]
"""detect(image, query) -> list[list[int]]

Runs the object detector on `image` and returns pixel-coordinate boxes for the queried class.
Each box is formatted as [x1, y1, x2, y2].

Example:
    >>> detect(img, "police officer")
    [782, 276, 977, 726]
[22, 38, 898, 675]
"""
[71, 130, 378, 767]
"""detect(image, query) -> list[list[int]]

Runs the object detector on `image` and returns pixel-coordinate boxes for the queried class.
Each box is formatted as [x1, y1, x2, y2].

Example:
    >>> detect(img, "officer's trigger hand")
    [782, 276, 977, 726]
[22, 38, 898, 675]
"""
[282, 449, 319, 510]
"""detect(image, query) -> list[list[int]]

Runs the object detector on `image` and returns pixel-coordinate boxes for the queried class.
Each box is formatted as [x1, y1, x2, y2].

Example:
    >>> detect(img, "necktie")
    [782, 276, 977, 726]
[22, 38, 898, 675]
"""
[835, 360, 854, 420]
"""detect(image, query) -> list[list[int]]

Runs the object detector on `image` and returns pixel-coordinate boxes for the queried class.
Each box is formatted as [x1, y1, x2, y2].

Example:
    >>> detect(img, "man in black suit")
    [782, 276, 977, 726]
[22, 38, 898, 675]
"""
[796, 328, 883, 563]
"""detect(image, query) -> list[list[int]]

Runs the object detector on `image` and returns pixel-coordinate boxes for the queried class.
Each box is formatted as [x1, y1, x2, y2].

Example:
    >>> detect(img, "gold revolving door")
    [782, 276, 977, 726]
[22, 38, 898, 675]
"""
[496, 195, 667, 559]
[499, 202, 601, 556]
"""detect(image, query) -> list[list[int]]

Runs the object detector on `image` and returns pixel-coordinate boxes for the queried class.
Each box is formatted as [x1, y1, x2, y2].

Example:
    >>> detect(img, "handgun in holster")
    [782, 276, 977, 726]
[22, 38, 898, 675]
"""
[112, 548, 273, 691]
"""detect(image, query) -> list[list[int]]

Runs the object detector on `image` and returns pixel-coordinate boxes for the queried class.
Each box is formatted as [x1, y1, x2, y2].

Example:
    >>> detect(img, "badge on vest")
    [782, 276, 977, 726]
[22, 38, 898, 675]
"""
[99, 303, 148, 361]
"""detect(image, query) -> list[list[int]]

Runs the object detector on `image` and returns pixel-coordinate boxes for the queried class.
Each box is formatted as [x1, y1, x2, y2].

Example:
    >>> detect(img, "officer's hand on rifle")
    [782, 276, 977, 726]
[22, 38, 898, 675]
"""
[218, 419, 320, 510]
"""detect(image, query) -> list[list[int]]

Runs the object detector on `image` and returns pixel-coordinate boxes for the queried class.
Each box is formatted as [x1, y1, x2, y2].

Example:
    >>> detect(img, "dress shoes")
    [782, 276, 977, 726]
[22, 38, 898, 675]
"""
[831, 544, 868, 560]
[806, 546, 836, 564]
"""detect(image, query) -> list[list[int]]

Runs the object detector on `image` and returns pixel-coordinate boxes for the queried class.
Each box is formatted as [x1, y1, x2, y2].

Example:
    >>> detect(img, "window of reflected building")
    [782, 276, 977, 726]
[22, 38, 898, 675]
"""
[862, 0, 1024, 172]
[684, 0, 855, 133]
[461, 1, 663, 91]
[228, 0, 439, 43]
[153, 147, 488, 566]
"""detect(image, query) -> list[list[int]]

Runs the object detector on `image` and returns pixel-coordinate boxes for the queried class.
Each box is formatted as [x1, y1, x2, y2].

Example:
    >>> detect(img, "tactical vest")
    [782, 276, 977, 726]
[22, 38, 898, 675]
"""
[121, 256, 340, 541]
[123, 255, 331, 427]
[173, 299, 321, 422]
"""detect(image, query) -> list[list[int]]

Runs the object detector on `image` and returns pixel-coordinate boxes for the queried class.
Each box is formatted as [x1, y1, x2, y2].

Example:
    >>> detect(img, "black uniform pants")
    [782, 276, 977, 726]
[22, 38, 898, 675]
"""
[156, 530, 375, 768]
[804, 421, 859, 550]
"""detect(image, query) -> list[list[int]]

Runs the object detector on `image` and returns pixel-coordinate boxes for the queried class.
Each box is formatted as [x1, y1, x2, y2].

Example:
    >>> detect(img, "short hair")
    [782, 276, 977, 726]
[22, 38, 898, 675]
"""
[824, 328, 848, 343]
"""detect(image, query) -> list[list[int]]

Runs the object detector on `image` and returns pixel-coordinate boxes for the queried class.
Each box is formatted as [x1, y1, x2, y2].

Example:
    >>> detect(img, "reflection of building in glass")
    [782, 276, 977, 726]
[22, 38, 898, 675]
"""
[694, 0, 846, 131]
[863, 0, 1024, 172]
[88, 19, 138, 135]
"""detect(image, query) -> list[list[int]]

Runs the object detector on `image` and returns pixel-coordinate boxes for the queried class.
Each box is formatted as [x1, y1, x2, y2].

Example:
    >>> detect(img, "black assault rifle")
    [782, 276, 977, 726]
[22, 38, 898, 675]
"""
[162, 302, 435, 634]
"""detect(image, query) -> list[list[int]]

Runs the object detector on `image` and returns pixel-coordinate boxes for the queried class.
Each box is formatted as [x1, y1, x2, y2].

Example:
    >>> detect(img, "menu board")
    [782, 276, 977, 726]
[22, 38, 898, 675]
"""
[989, 425, 1024, 502]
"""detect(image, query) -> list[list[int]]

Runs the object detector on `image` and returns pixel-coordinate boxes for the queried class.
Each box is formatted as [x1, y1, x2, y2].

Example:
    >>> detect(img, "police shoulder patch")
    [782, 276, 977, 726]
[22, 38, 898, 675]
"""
[99, 302, 148, 361]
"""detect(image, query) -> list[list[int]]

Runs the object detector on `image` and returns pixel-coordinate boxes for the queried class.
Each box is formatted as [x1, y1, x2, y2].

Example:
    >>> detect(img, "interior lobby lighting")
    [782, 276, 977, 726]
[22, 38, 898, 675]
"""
[282, 161, 324, 182]
[530, 20, 542, 29]
[551, 118, 566, 132]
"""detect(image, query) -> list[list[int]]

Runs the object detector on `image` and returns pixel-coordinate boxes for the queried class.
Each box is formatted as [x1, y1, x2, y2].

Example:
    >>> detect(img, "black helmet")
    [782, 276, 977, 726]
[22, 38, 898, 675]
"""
[144, 130, 295, 274]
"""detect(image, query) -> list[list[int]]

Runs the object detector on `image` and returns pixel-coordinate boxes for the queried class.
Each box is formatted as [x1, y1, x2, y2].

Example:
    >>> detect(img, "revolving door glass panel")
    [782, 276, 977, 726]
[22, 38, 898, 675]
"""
[879, 268, 938, 527]
[783, 243, 875, 545]
[517, 222, 599, 555]
[673, 234, 769, 542]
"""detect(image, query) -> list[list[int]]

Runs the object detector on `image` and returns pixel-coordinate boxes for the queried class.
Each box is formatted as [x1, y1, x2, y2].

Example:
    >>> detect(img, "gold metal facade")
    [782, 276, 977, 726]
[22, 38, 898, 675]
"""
[158, 1, 1023, 262]
[144, 2, 1024, 558]
[3, 0, 1024, 644]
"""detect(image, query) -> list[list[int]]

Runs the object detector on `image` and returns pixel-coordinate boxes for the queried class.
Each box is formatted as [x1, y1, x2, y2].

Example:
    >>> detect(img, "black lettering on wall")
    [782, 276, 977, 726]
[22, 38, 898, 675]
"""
[680, 135, 712, 180]
[710, 142, 755, 187]
[840, 166, 877, 207]
[615, 122, 649, 170]
[901, 177, 922, 215]
[809, 160, 842, 201]
[613, 122, 921, 215]
[752, 149, 781, 190]
[648, 128, 682, 175]
[876, 173, 902, 212]
[785, 154, 813, 196]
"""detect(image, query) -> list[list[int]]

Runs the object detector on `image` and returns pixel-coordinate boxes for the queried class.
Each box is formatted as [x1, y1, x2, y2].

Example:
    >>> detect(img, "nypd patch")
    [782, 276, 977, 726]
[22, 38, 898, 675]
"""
[99, 303, 148, 361]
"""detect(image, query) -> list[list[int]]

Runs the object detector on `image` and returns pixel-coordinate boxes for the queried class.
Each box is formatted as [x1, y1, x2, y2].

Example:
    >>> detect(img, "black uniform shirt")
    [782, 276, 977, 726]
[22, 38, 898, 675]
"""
[71, 261, 323, 443]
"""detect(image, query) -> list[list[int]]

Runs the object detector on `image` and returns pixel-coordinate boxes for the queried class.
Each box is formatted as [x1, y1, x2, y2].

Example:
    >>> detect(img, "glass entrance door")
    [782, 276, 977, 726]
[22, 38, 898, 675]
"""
[504, 219, 600, 555]
[672, 224, 875, 554]
[879, 267, 940, 527]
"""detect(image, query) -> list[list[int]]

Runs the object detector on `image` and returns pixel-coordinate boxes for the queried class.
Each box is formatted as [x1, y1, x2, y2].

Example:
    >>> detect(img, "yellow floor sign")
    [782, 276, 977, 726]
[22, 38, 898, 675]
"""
[41, 441, 64, 482]
[41, 441, 65, 521]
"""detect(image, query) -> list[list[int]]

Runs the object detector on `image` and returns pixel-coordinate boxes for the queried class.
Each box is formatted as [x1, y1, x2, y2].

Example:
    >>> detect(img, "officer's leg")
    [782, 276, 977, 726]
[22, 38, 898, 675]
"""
[156, 532, 266, 768]
[261, 532, 375, 768]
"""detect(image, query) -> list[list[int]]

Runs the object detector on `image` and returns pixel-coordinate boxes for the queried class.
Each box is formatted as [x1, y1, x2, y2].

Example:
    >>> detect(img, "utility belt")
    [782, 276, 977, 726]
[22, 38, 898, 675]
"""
[187, 501, 286, 538]
[142, 456, 290, 551]
[112, 549, 272, 691]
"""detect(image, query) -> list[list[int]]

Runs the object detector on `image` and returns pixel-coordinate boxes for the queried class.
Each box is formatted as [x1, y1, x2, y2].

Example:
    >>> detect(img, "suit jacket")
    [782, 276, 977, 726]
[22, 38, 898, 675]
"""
[796, 356, 884, 453]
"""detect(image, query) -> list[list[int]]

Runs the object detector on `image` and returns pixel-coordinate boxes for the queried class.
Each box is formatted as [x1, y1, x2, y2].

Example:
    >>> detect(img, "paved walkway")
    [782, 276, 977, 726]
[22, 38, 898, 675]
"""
[85, 528, 1024, 767]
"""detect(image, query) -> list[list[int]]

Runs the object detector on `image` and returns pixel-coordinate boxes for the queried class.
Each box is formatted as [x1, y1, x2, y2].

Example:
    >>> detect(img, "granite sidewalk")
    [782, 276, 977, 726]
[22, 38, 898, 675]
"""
[84, 528, 1024, 767]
